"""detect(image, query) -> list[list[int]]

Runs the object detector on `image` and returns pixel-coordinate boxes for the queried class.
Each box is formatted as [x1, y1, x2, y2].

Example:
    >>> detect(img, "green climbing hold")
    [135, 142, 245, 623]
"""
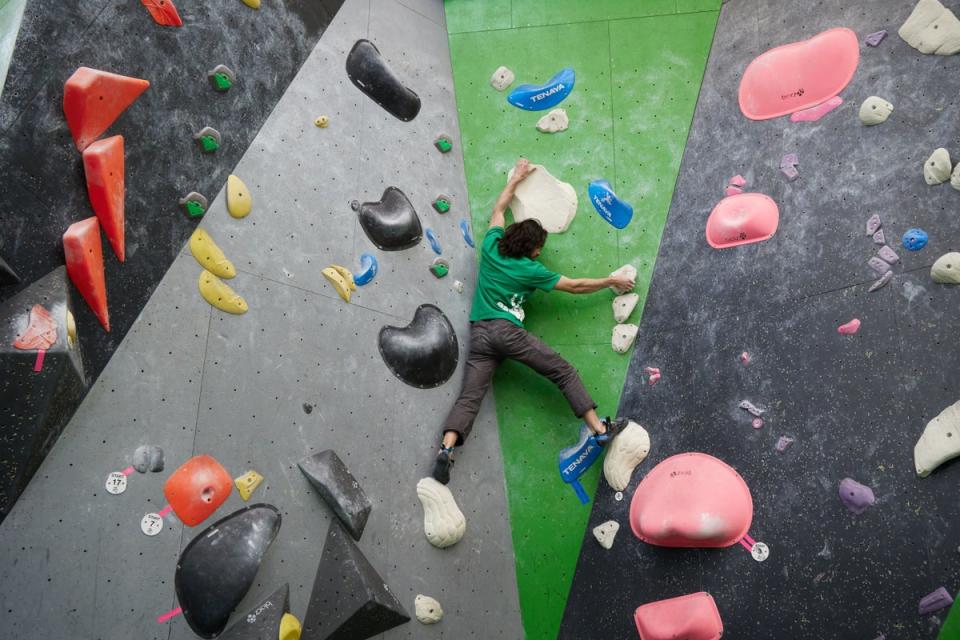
[214, 73, 232, 91]
[185, 201, 206, 218]
[429, 258, 449, 278]
[200, 136, 219, 152]
[178, 191, 209, 219]
[432, 197, 450, 214]
[207, 65, 237, 93]
[434, 136, 452, 153]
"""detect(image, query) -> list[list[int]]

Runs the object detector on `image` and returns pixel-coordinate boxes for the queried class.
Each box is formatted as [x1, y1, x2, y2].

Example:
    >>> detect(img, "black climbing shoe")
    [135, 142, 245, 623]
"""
[432, 447, 454, 485]
[596, 416, 628, 446]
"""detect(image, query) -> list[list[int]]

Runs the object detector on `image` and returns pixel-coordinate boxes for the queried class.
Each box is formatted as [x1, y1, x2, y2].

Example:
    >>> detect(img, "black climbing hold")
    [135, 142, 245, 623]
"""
[175, 504, 282, 639]
[378, 304, 458, 389]
[346, 39, 421, 122]
[0, 266, 86, 522]
[298, 450, 372, 541]
[356, 187, 423, 251]
[132, 445, 164, 473]
[301, 521, 410, 640]
[219, 583, 291, 640]
[303, 402, 313, 414]
[0, 256, 19, 285]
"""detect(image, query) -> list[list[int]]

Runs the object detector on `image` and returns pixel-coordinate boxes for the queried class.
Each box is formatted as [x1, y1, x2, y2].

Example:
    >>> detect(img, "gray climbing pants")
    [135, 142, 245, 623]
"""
[442, 319, 597, 445]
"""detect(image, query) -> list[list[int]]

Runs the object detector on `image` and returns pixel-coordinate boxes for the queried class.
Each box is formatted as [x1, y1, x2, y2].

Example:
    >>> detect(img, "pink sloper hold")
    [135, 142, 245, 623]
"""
[634, 592, 723, 640]
[838, 318, 861, 334]
[705, 193, 780, 249]
[739, 28, 859, 120]
[630, 452, 753, 548]
[12, 304, 58, 350]
[790, 96, 843, 122]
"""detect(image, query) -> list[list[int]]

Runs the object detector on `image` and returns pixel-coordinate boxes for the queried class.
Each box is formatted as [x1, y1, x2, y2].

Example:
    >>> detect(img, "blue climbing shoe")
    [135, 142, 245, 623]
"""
[558, 425, 602, 504]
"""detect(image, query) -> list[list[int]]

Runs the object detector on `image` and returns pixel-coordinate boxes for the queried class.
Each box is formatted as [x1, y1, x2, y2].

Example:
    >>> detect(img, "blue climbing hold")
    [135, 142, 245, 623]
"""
[459, 219, 474, 248]
[507, 68, 575, 111]
[588, 180, 634, 229]
[353, 253, 378, 286]
[558, 425, 602, 505]
[426, 229, 442, 255]
[902, 228, 928, 251]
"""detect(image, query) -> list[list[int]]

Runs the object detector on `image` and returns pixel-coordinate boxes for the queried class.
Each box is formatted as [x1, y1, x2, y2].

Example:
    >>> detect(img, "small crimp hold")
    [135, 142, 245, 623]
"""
[868, 270, 893, 292]
[864, 30, 888, 47]
[434, 135, 452, 153]
[429, 258, 449, 278]
[739, 400, 764, 417]
[432, 196, 451, 213]
[178, 192, 208, 218]
[193, 126, 221, 153]
[775, 436, 795, 452]
[207, 64, 236, 92]
[314, 115, 329, 128]
[878, 245, 899, 264]
[868, 256, 891, 275]
[873, 229, 885, 245]
[866, 213, 882, 236]
[837, 318, 861, 335]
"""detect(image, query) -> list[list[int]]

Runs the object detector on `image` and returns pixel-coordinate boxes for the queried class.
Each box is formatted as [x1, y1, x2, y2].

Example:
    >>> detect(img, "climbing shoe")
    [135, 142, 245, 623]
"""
[596, 416, 628, 446]
[432, 447, 455, 485]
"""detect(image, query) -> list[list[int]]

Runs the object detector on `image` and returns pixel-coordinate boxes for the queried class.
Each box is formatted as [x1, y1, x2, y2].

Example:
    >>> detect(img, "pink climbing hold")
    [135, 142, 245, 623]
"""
[728, 175, 746, 188]
[725, 186, 743, 196]
[752, 418, 764, 429]
[837, 318, 861, 335]
[918, 587, 953, 615]
[790, 96, 843, 122]
[705, 193, 780, 249]
[634, 592, 724, 640]
[838, 477, 875, 514]
[775, 436, 795, 452]
[739, 351, 750, 365]
[644, 366, 661, 386]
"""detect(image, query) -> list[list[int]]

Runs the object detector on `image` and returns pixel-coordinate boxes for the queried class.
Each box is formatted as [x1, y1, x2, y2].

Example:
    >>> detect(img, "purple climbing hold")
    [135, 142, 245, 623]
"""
[839, 477, 875, 514]
[780, 153, 798, 169]
[864, 30, 888, 47]
[918, 587, 953, 615]
[868, 256, 891, 275]
[877, 245, 900, 264]
[775, 436, 795, 452]
[739, 400, 764, 417]
[866, 214, 882, 236]
[781, 165, 799, 181]
[868, 270, 894, 292]
[873, 229, 885, 245]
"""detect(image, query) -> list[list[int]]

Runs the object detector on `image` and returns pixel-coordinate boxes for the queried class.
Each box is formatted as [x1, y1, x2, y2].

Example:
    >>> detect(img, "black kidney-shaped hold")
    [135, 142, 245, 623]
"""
[175, 504, 282, 639]
[378, 304, 458, 389]
[346, 39, 421, 122]
[357, 187, 423, 251]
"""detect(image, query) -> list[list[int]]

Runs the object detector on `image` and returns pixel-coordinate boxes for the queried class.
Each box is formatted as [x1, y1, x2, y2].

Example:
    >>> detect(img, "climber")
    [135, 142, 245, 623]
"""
[432, 158, 635, 484]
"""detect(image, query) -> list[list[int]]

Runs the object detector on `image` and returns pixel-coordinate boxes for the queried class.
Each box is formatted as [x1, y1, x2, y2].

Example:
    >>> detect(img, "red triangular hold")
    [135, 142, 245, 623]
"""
[63, 67, 150, 151]
[63, 217, 110, 331]
[82, 135, 125, 262]
[141, 0, 183, 27]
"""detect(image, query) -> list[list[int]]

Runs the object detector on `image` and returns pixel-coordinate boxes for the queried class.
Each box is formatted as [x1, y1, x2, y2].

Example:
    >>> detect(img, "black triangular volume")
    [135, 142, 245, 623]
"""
[298, 449, 372, 541]
[220, 583, 291, 640]
[301, 521, 410, 640]
[0, 256, 19, 286]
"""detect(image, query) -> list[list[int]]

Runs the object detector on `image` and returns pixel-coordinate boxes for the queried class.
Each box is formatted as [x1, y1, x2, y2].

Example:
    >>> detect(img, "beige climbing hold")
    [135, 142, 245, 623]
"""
[915, 399, 960, 476]
[226, 174, 253, 218]
[507, 163, 578, 233]
[931, 252, 960, 283]
[240, 0, 261, 8]
[189, 228, 235, 279]
[602, 420, 651, 491]
[234, 470, 263, 501]
[198, 269, 248, 314]
[536, 108, 569, 133]
[314, 115, 329, 128]
[899, 0, 960, 55]
[609, 264, 637, 294]
[858, 96, 893, 125]
[924, 148, 952, 185]
[414, 595, 444, 624]
[612, 323, 639, 354]
[322, 265, 356, 302]
[490, 65, 515, 91]
[613, 293, 639, 323]
[592, 520, 620, 550]
[416, 477, 466, 549]
[951, 164, 960, 190]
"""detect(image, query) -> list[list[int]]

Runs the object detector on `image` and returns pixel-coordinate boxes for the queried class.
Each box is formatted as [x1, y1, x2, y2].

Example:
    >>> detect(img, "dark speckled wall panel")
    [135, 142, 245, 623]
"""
[561, 1, 960, 638]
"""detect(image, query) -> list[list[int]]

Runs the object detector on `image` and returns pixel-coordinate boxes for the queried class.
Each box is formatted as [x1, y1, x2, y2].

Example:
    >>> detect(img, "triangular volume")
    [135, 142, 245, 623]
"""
[0, 256, 19, 285]
[140, 0, 183, 27]
[220, 583, 290, 640]
[297, 449, 372, 541]
[63, 217, 109, 331]
[82, 135, 125, 262]
[302, 522, 410, 640]
[62, 67, 150, 151]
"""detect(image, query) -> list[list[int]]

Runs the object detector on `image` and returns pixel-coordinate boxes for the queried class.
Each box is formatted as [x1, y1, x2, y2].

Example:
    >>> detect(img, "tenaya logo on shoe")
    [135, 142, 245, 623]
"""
[564, 441, 596, 475]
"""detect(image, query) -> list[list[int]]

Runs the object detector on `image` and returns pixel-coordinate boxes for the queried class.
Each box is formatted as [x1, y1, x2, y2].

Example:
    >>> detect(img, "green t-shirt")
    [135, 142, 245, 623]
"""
[469, 226, 561, 327]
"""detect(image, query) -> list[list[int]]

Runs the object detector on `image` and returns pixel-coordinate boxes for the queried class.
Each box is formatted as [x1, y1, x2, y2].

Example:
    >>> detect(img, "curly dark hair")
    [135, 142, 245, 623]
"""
[498, 219, 547, 258]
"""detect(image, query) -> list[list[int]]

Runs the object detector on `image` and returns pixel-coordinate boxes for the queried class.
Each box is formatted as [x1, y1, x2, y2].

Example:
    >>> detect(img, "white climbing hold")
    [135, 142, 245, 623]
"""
[416, 477, 466, 549]
[899, 0, 960, 55]
[931, 252, 960, 284]
[602, 420, 650, 491]
[951, 163, 960, 190]
[507, 163, 578, 233]
[415, 594, 444, 624]
[914, 399, 960, 477]
[613, 293, 639, 323]
[924, 148, 952, 185]
[612, 324, 639, 354]
[609, 264, 637, 294]
[490, 65, 515, 91]
[858, 96, 893, 125]
[592, 520, 620, 550]
[536, 108, 569, 133]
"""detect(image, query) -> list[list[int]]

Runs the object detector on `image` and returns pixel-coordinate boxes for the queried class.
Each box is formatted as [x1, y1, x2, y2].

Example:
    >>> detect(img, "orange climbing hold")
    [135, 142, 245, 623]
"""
[82, 135, 125, 262]
[140, 0, 183, 27]
[63, 67, 150, 151]
[63, 217, 110, 331]
[163, 454, 233, 527]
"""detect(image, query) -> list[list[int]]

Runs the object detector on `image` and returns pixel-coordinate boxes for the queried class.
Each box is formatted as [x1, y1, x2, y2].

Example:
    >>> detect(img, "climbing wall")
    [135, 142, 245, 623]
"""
[0, 1, 524, 638]
[445, 2, 719, 637]
[561, 1, 960, 638]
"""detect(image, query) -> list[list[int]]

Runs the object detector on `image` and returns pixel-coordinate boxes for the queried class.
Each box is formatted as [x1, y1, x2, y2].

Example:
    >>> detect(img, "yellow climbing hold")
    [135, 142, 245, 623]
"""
[279, 613, 302, 640]
[240, 0, 261, 8]
[189, 228, 236, 279]
[234, 470, 264, 501]
[198, 269, 248, 314]
[226, 174, 252, 218]
[322, 264, 356, 302]
[66, 310, 77, 347]
[314, 115, 329, 128]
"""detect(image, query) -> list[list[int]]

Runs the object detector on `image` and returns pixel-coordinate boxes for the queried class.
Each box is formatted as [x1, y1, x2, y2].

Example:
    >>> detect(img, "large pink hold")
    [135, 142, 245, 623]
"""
[705, 193, 780, 249]
[634, 592, 723, 640]
[630, 452, 753, 548]
[738, 28, 859, 120]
